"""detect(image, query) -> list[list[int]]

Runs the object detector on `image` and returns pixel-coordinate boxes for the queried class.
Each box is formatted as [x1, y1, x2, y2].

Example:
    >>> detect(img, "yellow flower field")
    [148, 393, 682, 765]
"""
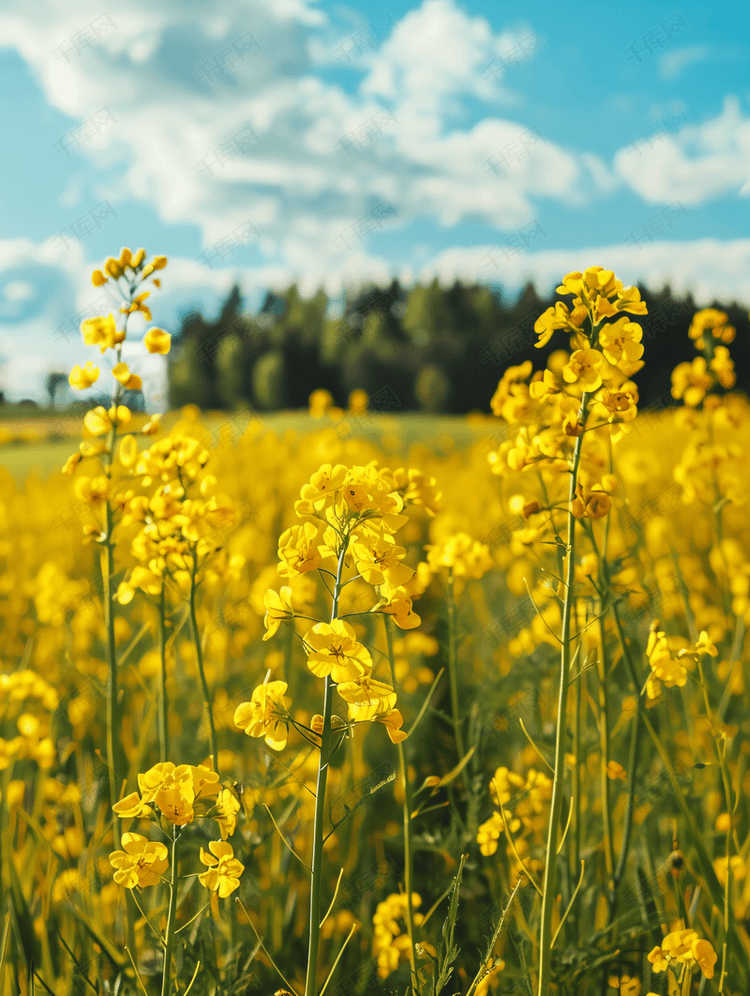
[1, 252, 749, 996]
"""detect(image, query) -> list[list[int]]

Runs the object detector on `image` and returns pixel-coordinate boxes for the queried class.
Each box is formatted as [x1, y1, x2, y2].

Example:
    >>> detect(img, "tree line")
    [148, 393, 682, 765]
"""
[165, 279, 750, 414]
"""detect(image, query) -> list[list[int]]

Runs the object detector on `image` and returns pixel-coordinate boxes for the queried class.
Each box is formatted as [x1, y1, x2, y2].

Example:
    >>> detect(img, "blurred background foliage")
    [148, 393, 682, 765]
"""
[166, 279, 750, 414]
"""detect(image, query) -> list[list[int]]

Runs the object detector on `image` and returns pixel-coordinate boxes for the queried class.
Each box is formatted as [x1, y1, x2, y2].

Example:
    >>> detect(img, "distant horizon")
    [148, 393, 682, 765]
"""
[2, 271, 748, 411]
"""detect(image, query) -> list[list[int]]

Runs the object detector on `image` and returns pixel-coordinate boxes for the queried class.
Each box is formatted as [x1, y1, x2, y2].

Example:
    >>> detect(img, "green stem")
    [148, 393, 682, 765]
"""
[600, 606, 641, 996]
[283, 615, 294, 691]
[101, 335, 135, 959]
[159, 587, 169, 762]
[696, 654, 737, 990]
[596, 478, 616, 909]
[384, 615, 418, 990]
[189, 557, 218, 774]
[720, 771, 731, 994]
[161, 827, 179, 996]
[596, 612, 615, 910]
[613, 694, 641, 892]
[572, 624, 581, 877]
[304, 539, 349, 996]
[103, 514, 120, 837]
[537, 389, 590, 996]
[446, 570, 465, 761]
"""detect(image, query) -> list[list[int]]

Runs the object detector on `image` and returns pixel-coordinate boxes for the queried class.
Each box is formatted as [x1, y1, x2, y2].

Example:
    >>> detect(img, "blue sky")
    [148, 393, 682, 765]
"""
[0, 0, 749, 404]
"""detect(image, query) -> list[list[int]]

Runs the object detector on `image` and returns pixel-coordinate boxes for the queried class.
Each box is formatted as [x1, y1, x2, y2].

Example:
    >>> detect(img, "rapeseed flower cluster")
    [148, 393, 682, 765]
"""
[372, 892, 430, 978]
[647, 927, 717, 980]
[233, 460, 441, 750]
[110, 759, 243, 890]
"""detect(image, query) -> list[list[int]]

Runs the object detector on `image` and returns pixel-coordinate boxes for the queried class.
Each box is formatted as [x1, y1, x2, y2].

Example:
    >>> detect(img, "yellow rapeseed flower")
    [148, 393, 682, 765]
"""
[109, 833, 168, 888]
[378, 585, 422, 629]
[336, 676, 407, 743]
[598, 316, 644, 368]
[262, 587, 294, 641]
[304, 619, 373, 683]
[112, 791, 152, 819]
[352, 534, 414, 587]
[648, 928, 716, 980]
[143, 327, 171, 354]
[68, 361, 100, 390]
[234, 679, 291, 750]
[112, 362, 142, 389]
[80, 313, 124, 352]
[606, 761, 627, 781]
[278, 522, 322, 576]
[212, 787, 241, 840]
[562, 349, 605, 391]
[198, 840, 244, 897]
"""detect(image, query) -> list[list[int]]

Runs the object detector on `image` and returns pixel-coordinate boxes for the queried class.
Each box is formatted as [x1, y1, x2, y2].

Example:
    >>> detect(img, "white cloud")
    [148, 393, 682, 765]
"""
[359, 0, 533, 120]
[614, 95, 750, 205]
[423, 237, 750, 306]
[0, 0, 609, 278]
[3, 281, 35, 302]
[659, 44, 711, 80]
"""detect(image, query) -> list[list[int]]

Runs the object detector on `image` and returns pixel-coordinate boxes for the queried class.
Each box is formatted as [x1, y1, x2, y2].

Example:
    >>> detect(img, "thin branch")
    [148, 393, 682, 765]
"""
[235, 897, 301, 996]
[570, 607, 609, 641]
[117, 621, 152, 668]
[407, 668, 446, 738]
[31, 972, 55, 996]
[319, 868, 345, 929]
[523, 577, 563, 646]
[317, 570, 334, 598]
[556, 795, 574, 856]
[124, 946, 150, 996]
[496, 797, 543, 896]
[131, 891, 167, 948]
[175, 901, 211, 935]
[263, 804, 312, 872]
[340, 574, 362, 587]
[182, 960, 201, 996]
[264, 746, 318, 798]
[518, 718, 554, 775]
[322, 733, 348, 773]
[419, 880, 456, 927]
[319, 924, 358, 996]
[551, 860, 585, 948]
[465, 880, 522, 996]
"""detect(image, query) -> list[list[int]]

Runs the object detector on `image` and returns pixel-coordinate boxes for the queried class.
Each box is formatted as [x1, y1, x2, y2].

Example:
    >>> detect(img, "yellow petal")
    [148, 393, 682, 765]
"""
[144, 328, 171, 354]
[112, 362, 131, 385]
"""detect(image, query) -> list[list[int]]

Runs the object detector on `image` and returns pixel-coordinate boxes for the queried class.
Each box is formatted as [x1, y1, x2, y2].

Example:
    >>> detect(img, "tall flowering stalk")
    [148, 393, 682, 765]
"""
[485, 267, 647, 993]
[305, 534, 350, 996]
[531, 269, 647, 994]
[64, 248, 169, 833]
[233, 462, 437, 996]
[116, 423, 240, 771]
[63, 250, 168, 960]
[63, 250, 168, 952]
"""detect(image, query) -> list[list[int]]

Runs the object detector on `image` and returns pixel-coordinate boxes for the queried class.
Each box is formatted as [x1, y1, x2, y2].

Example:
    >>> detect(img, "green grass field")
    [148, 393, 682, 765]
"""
[0, 411, 500, 482]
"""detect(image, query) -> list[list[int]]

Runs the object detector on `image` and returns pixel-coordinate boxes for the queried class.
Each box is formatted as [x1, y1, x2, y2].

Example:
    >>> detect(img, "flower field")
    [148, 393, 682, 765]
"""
[2, 253, 750, 996]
